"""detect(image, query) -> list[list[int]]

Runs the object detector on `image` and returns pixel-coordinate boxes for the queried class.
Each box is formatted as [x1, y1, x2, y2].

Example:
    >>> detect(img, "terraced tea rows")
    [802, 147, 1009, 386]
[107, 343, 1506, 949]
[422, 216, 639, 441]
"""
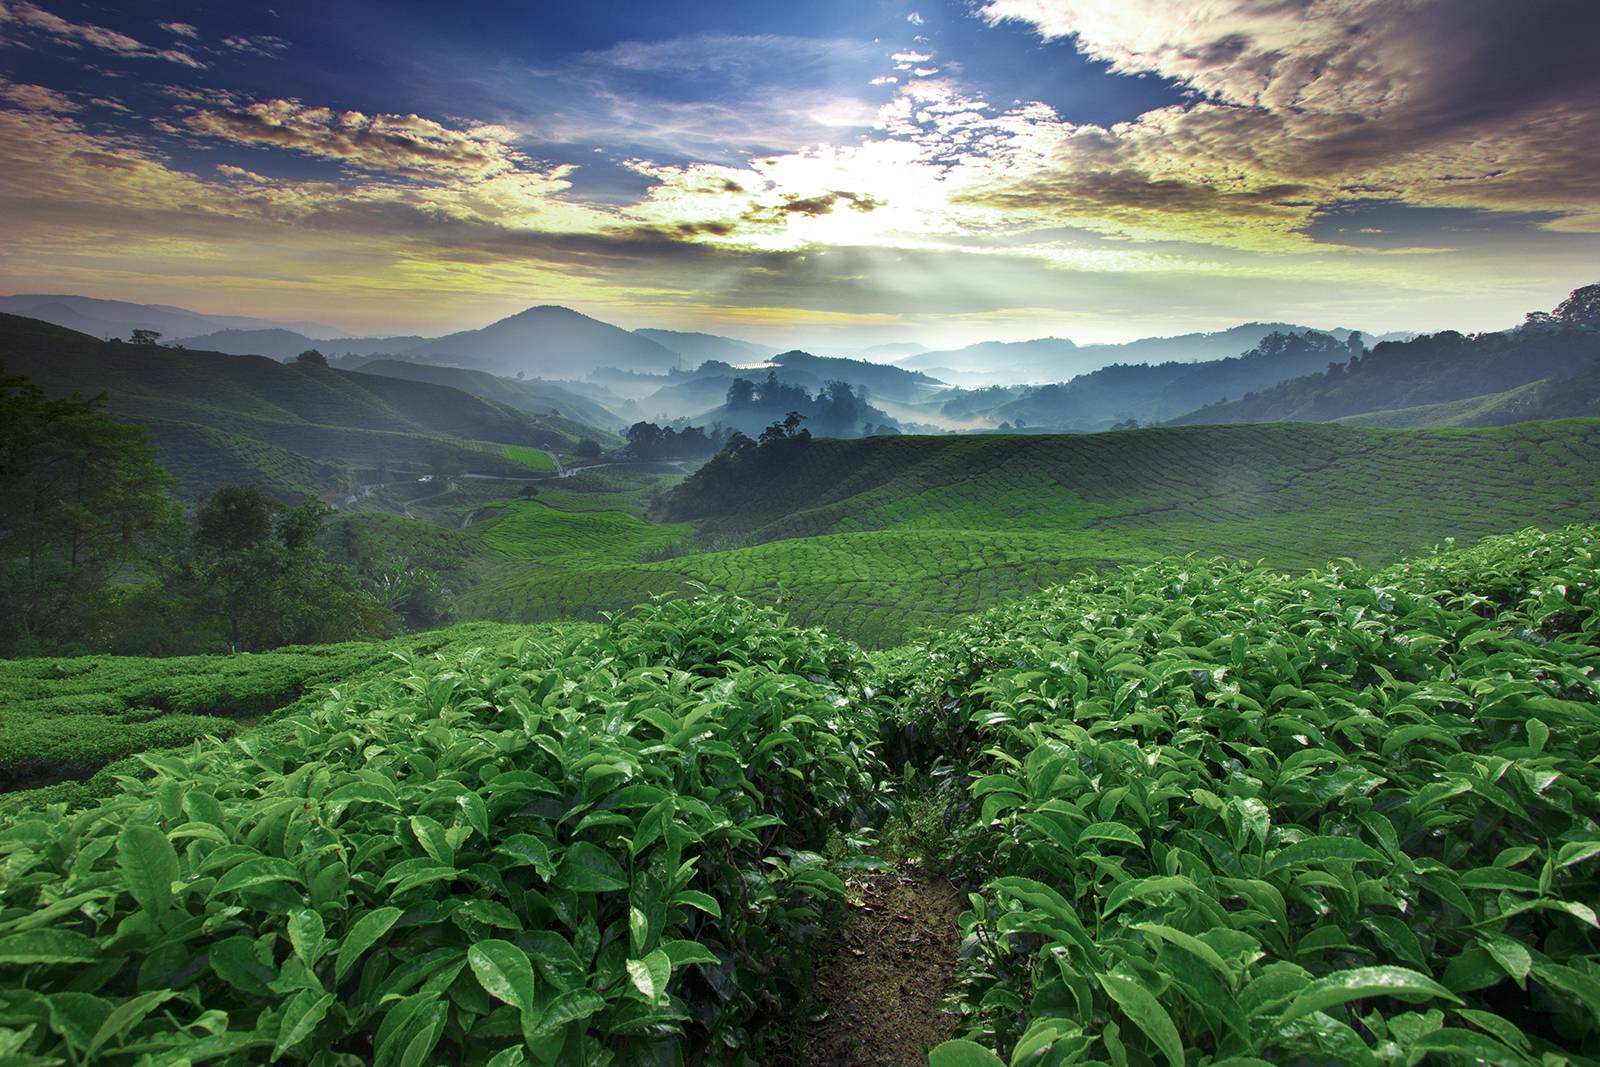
[0, 527, 1596, 1065]
[462, 421, 1600, 645]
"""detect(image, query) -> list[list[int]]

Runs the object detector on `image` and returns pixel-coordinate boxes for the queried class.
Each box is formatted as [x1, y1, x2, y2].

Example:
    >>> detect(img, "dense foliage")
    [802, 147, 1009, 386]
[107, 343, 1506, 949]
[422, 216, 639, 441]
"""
[873, 527, 1600, 1065]
[0, 369, 178, 654]
[0, 598, 883, 1065]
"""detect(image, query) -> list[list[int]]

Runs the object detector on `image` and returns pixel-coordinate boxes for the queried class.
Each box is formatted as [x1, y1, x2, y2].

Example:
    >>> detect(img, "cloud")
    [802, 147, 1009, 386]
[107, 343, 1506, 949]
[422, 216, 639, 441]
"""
[222, 34, 289, 57]
[0, 1, 205, 67]
[185, 98, 523, 179]
[977, 0, 1600, 231]
[159, 21, 198, 39]
[0, 78, 79, 112]
[907, 12, 925, 25]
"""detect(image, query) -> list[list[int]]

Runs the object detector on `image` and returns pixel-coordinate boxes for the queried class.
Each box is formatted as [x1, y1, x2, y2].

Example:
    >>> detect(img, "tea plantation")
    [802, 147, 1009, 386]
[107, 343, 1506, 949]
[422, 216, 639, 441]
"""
[0, 526, 1596, 1064]
[458, 420, 1600, 646]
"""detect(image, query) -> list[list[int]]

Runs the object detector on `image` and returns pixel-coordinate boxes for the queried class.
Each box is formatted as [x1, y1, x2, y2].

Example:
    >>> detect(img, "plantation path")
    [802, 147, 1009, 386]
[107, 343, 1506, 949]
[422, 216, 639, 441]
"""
[783, 861, 962, 1066]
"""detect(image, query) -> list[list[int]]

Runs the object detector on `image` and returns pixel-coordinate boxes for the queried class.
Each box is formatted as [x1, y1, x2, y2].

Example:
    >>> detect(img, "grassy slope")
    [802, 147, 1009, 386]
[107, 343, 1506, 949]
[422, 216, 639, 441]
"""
[465, 420, 1600, 645]
[0, 314, 612, 498]
[351, 359, 626, 442]
[1335, 363, 1600, 428]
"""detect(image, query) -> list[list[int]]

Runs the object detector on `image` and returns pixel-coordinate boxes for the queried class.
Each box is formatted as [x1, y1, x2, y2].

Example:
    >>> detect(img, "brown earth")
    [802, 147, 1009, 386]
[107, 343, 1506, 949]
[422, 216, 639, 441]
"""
[775, 860, 963, 1066]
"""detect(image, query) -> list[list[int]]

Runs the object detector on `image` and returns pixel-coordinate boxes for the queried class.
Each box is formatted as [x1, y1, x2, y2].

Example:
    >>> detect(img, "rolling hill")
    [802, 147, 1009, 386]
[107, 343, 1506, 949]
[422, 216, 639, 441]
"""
[979, 329, 1360, 430]
[350, 359, 625, 437]
[898, 323, 1395, 386]
[0, 314, 614, 499]
[0, 294, 343, 342]
[1334, 362, 1600, 428]
[633, 328, 775, 365]
[174, 328, 426, 361]
[1172, 320, 1600, 426]
[439, 419, 1600, 646]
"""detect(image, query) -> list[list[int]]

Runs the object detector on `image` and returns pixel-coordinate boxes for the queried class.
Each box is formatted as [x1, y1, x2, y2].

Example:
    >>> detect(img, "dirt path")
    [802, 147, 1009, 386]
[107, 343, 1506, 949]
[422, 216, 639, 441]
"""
[781, 861, 962, 1067]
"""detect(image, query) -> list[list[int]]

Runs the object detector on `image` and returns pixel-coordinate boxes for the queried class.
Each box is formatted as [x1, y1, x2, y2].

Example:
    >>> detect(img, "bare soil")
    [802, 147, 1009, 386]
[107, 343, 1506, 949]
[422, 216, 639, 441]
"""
[775, 860, 962, 1066]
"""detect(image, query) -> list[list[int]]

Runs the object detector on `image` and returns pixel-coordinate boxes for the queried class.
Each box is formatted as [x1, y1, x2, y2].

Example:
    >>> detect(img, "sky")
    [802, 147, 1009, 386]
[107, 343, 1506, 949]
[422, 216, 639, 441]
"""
[1, 0, 1598, 347]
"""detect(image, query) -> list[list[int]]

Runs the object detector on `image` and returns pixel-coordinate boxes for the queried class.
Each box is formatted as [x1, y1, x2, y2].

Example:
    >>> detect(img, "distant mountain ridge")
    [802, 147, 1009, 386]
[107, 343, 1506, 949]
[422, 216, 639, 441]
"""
[0, 294, 346, 342]
[1171, 285, 1600, 427]
[177, 329, 426, 361]
[634, 328, 775, 365]
[899, 323, 1405, 387]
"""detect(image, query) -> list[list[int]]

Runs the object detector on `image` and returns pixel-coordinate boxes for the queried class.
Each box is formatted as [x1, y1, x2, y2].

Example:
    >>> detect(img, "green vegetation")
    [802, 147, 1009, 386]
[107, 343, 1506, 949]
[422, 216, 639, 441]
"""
[1336, 364, 1600, 429]
[0, 623, 531, 807]
[890, 526, 1600, 1065]
[0, 314, 616, 499]
[0, 527, 1597, 1064]
[0, 598, 880, 1064]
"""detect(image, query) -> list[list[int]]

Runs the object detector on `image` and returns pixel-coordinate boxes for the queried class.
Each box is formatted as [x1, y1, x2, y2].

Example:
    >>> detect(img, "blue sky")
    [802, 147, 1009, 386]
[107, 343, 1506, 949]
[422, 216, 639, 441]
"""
[1, 0, 1597, 344]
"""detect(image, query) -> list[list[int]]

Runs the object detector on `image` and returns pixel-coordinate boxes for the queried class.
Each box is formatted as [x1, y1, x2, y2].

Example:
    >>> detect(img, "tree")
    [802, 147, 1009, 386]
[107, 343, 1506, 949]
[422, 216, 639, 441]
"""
[130, 329, 161, 345]
[189, 484, 390, 650]
[726, 378, 757, 407]
[296, 349, 328, 367]
[1553, 283, 1600, 327]
[195, 485, 274, 553]
[0, 371, 178, 652]
[576, 438, 602, 459]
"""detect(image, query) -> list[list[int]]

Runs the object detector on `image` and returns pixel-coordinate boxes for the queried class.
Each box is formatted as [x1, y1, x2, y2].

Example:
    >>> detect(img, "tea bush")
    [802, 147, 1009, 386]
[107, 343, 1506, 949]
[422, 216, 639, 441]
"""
[887, 527, 1600, 1065]
[0, 597, 883, 1065]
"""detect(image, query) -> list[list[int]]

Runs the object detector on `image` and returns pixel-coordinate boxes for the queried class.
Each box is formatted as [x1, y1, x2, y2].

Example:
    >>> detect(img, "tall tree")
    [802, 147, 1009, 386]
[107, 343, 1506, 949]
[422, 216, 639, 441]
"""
[0, 371, 177, 652]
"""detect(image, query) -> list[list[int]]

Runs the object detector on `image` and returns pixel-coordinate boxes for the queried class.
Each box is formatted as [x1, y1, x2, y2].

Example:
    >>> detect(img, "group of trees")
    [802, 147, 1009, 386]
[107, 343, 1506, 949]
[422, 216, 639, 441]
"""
[623, 421, 729, 460]
[651, 413, 813, 520]
[723, 371, 896, 437]
[0, 368, 396, 655]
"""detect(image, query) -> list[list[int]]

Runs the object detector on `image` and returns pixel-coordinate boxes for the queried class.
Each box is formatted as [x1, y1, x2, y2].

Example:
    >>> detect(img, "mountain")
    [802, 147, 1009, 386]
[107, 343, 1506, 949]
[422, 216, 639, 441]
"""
[404, 305, 682, 378]
[1171, 316, 1600, 427]
[0, 314, 613, 499]
[633, 328, 774, 365]
[899, 323, 1390, 387]
[174, 328, 425, 361]
[0, 294, 344, 343]
[981, 330, 1360, 431]
[351, 359, 624, 432]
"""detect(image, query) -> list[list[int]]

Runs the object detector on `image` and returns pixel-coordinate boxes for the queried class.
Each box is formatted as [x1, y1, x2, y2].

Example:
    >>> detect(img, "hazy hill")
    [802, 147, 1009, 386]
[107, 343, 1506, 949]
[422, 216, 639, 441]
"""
[1172, 321, 1599, 426]
[900, 323, 1392, 387]
[405, 305, 682, 377]
[352, 359, 624, 436]
[0, 314, 610, 498]
[768, 350, 944, 403]
[0, 294, 343, 342]
[634, 328, 774, 365]
[1334, 364, 1600, 429]
[987, 330, 1359, 430]
[174, 328, 426, 361]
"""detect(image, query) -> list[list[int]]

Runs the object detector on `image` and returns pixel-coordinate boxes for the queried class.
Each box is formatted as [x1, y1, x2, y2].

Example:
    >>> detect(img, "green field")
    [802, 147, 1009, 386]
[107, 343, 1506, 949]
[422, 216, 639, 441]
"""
[452, 420, 1600, 645]
[0, 527, 1595, 1065]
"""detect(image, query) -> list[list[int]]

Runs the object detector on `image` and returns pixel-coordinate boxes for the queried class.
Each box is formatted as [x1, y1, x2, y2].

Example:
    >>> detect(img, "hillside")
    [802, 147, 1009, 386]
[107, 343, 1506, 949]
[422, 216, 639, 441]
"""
[634, 327, 774, 364]
[900, 322, 1382, 386]
[1336, 361, 1600, 428]
[1174, 322, 1600, 425]
[444, 419, 1600, 646]
[351, 359, 625, 437]
[404, 305, 682, 377]
[174, 328, 426, 361]
[0, 293, 343, 342]
[977, 329, 1358, 430]
[0, 314, 613, 498]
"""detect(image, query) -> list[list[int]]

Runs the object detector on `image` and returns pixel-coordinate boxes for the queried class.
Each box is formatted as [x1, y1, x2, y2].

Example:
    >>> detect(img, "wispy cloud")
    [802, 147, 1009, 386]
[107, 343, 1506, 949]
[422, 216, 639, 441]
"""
[0, 0, 205, 68]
